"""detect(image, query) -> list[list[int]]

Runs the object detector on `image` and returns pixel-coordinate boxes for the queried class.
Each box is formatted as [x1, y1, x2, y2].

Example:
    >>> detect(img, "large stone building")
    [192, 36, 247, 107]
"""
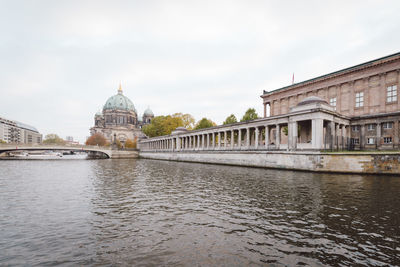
[90, 84, 154, 144]
[0, 116, 42, 144]
[261, 52, 400, 150]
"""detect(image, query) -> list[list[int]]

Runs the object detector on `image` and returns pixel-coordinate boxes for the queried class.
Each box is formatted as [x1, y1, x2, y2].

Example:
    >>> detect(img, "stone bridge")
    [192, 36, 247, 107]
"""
[0, 144, 138, 159]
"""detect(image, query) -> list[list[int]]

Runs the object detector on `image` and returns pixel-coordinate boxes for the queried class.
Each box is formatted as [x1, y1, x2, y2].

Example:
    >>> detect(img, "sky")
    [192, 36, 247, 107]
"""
[1, 0, 399, 143]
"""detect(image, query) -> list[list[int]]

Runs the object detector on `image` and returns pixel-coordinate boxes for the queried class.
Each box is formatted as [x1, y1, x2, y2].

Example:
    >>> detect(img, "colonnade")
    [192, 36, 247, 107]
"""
[140, 115, 351, 152]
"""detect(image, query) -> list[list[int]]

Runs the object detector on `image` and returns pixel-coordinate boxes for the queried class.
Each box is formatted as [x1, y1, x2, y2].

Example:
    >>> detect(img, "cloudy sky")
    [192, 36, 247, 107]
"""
[1, 0, 399, 143]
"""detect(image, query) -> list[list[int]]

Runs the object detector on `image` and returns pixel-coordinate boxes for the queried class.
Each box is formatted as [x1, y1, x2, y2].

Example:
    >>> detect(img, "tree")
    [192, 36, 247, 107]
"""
[125, 138, 137, 148]
[223, 114, 238, 125]
[142, 113, 196, 137]
[173, 113, 195, 129]
[194, 118, 216, 130]
[142, 115, 184, 137]
[240, 108, 259, 122]
[0, 139, 6, 144]
[85, 133, 108, 146]
[43, 134, 66, 145]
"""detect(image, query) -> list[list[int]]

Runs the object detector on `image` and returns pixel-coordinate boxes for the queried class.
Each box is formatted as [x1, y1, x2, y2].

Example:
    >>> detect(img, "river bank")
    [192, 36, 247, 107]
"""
[139, 150, 400, 175]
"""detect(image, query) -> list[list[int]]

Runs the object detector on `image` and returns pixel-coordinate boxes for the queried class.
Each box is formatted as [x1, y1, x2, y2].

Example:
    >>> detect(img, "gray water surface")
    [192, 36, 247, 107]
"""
[0, 159, 399, 266]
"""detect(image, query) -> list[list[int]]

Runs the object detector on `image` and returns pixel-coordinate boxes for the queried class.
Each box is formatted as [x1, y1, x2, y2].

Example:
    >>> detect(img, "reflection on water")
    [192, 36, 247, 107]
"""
[0, 159, 399, 266]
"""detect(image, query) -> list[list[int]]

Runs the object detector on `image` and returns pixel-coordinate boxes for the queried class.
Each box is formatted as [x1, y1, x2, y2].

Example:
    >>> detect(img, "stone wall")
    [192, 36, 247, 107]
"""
[139, 151, 400, 175]
[110, 150, 139, 159]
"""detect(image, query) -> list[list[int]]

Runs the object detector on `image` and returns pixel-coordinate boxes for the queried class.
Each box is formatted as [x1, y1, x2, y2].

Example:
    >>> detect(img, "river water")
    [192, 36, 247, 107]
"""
[0, 159, 399, 266]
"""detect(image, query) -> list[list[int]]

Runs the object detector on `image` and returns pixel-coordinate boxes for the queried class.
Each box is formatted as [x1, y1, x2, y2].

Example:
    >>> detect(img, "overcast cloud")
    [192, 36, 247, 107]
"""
[1, 0, 399, 142]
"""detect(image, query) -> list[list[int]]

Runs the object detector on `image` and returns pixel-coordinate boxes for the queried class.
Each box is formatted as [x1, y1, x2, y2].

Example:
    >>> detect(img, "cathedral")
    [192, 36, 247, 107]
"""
[90, 84, 154, 144]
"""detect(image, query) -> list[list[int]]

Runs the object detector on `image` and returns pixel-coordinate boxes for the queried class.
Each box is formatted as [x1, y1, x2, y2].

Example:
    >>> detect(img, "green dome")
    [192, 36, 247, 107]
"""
[103, 87, 136, 112]
[143, 107, 154, 116]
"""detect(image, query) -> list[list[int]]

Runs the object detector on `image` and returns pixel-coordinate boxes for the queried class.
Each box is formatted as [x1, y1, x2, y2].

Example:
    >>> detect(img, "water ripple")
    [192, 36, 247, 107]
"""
[0, 159, 400, 266]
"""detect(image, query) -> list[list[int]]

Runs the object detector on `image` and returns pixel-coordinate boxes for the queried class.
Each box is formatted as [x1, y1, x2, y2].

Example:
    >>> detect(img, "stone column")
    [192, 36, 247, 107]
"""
[265, 125, 269, 149]
[311, 119, 324, 149]
[238, 129, 242, 149]
[360, 124, 365, 150]
[207, 133, 210, 149]
[360, 124, 365, 149]
[197, 135, 200, 149]
[255, 127, 259, 149]
[394, 121, 399, 149]
[212, 132, 215, 149]
[341, 125, 345, 150]
[246, 128, 250, 148]
[224, 131, 227, 149]
[330, 121, 335, 150]
[288, 121, 298, 151]
[275, 124, 280, 149]
[231, 130, 234, 149]
[335, 124, 339, 150]
[217, 132, 221, 149]
[377, 122, 381, 150]
[202, 134, 205, 150]
[264, 102, 267, 118]
[287, 123, 292, 151]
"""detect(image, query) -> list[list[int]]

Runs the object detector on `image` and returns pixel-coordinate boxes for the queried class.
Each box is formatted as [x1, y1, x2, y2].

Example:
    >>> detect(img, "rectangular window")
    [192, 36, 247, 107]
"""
[355, 92, 364, 108]
[384, 137, 392, 144]
[383, 122, 393, 129]
[367, 138, 374, 144]
[352, 125, 360, 132]
[387, 85, 397, 103]
[330, 97, 337, 110]
[351, 138, 360, 145]
[367, 124, 376, 131]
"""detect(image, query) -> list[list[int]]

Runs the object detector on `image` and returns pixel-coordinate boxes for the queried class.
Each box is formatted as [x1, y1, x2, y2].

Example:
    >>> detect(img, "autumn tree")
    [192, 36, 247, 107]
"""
[240, 108, 259, 122]
[173, 113, 195, 129]
[142, 115, 181, 137]
[223, 114, 238, 125]
[142, 113, 195, 137]
[43, 134, 66, 145]
[85, 133, 108, 146]
[194, 118, 216, 130]
[125, 138, 137, 148]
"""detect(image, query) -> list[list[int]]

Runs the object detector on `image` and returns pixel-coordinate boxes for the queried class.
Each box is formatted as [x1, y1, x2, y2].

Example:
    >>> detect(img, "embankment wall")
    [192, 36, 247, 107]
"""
[139, 151, 400, 175]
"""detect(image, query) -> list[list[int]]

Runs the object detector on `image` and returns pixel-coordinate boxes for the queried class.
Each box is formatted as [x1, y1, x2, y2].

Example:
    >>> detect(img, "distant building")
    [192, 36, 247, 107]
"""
[0, 116, 42, 144]
[65, 136, 79, 145]
[261, 52, 400, 150]
[90, 84, 154, 144]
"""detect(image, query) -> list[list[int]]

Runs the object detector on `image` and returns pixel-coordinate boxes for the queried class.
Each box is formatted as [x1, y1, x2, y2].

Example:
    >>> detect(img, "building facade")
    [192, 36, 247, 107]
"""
[90, 84, 154, 144]
[261, 52, 400, 150]
[0, 116, 42, 144]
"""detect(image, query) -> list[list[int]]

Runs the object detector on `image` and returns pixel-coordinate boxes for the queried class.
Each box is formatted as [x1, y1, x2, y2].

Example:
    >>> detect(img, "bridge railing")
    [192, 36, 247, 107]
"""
[0, 143, 111, 150]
